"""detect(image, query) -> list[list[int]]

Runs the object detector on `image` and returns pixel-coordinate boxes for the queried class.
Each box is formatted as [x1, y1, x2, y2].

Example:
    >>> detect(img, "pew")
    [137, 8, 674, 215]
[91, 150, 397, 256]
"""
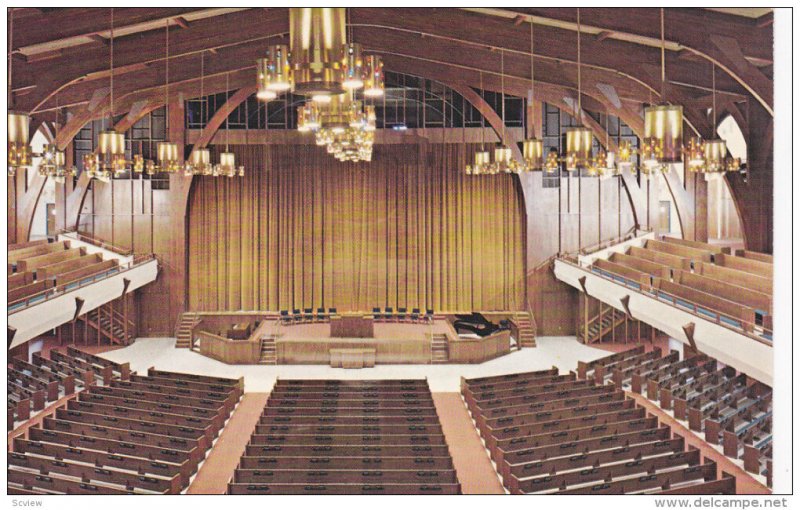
[609, 252, 671, 280]
[68, 346, 131, 381]
[594, 348, 662, 386]
[11, 358, 75, 395]
[227, 483, 461, 495]
[8, 468, 135, 495]
[17, 247, 85, 272]
[654, 279, 754, 332]
[614, 351, 680, 391]
[591, 259, 651, 290]
[8, 452, 181, 494]
[8, 271, 35, 290]
[575, 346, 644, 380]
[14, 437, 192, 487]
[628, 245, 691, 271]
[704, 389, 772, 445]
[9, 241, 69, 265]
[653, 360, 718, 410]
[695, 262, 772, 295]
[673, 270, 772, 315]
[510, 449, 702, 494]
[555, 461, 718, 495]
[58, 260, 120, 289]
[36, 253, 103, 280]
[714, 253, 772, 279]
[687, 380, 750, 432]
[645, 239, 713, 265]
[32, 352, 95, 387]
[671, 368, 738, 421]
[8, 367, 60, 402]
[735, 250, 773, 264]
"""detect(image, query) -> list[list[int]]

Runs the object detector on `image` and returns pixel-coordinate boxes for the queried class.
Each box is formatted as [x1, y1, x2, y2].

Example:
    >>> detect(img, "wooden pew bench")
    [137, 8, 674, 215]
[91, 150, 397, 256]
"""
[231, 468, 458, 484]
[594, 348, 663, 386]
[227, 482, 461, 495]
[32, 352, 95, 387]
[613, 351, 680, 390]
[237, 455, 454, 471]
[556, 461, 717, 495]
[68, 346, 131, 380]
[11, 358, 75, 396]
[576, 346, 644, 380]
[671, 368, 738, 420]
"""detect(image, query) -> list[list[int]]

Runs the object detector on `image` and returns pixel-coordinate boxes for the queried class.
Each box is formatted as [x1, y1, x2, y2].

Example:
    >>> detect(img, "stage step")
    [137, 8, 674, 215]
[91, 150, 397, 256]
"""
[175, 312, 200, 349]
[514, 311, 537, 348]
[259, 335, 278, 365]
[431, 334, 449, 364]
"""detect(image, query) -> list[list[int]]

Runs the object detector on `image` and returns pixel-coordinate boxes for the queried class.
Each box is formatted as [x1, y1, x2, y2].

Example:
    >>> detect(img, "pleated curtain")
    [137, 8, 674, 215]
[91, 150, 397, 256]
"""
[188, 142, 526, 312]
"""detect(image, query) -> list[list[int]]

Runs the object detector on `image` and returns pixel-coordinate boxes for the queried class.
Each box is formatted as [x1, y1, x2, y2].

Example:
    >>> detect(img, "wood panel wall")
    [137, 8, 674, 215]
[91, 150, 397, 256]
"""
[187, 143, 526, 313]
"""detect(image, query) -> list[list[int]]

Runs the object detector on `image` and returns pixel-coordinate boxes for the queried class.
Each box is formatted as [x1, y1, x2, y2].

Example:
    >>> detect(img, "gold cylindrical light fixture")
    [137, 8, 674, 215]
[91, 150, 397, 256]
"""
[363, 55, 385, 97]
[522, 138, 543, 171]
[185, 147, 212, 176]
[8, 111, 32, 174]
[342, 43, 365, 90]
[565, 126, 593, 171]
[157, 141, 180, 172]
[256, 58, 278, 101]
[703, 139, 727, 173]
[685, 136, 706, 171]
[643, 104, 683, 164]
[264, 44, 293, 92]
[289, 8, 346, 98]
[319, 94, 350, 133]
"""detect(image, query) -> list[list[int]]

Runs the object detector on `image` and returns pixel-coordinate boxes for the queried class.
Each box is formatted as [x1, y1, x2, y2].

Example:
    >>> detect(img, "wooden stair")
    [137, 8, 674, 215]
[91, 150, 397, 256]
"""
[81, 304, 134, 345]
[514, 311, 537, 348]
[430, 334, 449, 364]
[580, 307, 627, 344]
[175, 312, 200, 349]
[259, 335, 278, 365]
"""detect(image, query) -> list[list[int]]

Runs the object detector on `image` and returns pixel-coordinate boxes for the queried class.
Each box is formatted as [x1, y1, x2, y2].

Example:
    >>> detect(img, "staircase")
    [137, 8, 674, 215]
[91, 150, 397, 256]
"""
[514, 311, 537, 348]
[175, 312, 200, 349]
[430, 334, 449, 364]
[259, 335, 278, 365]
[83, 306, 134, 345]
[579, 307, 627, 344]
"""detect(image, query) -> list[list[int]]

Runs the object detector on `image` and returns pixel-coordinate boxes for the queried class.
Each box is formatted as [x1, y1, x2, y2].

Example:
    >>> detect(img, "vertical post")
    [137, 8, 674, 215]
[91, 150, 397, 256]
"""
[124, 296, 128, 344]
[583, 296, 588, 343]
[624, 315, 628, 344]
[637, 320, 642, 343]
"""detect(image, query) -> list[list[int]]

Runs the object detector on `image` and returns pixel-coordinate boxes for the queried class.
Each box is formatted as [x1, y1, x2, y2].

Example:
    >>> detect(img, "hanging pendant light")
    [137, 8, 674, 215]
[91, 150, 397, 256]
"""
[342, 43, 365, 90]
[39, 98, 76, 184]
[156, 20, 180, 173]
[472, 71, 491, 174]
[257, 44, 292, 100]
[290, 8, 346, 100]
[90, 9, 126, 181]
[522, 20, 543, 171]
[491, 49, 520, 174]
[564, 8, 593, 173]
[185, 51, 213, 176]
[643, 8, 683, 169]
[363, 55, 385, 97]
[7, 10, 32, 177]
[214, 73, 244, 177]
[702, 62, 727, 175]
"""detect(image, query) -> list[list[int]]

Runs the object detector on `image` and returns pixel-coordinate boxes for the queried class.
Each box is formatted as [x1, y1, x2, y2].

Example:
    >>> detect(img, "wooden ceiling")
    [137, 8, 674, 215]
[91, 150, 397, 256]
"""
[9, 7, 773, 131]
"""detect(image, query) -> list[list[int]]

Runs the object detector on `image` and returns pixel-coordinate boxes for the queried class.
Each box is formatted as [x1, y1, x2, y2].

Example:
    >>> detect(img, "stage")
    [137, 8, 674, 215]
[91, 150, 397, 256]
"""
[194, 314, 513, 366]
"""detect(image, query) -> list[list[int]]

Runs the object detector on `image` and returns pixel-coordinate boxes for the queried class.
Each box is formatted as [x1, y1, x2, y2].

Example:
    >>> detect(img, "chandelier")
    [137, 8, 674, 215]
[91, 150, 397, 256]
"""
[256, 8, 384, 163]
[212, 73, 244, 177]
[686, 62, 739, 178]
[467, 72, 494, 175]
[522, 21, 543, 171]
[83, 9, 137, 182]
[156, 20, 180, 173]
[490, 50, 521, 174]
[38, 102, 77, 184]
[259, 8, 386, 103]
[642, 8, 683, 174]
[8, 10, 32, 177]
[302, 95, 375, 162]
[564, 9, 594, 173]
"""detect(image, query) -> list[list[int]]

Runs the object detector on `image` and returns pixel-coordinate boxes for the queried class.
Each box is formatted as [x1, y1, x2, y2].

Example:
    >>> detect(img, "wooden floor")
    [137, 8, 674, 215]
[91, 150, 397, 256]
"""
[433, 393, 505, 494]
[628, 391, 770, 495]
[186, 393, 269, 494]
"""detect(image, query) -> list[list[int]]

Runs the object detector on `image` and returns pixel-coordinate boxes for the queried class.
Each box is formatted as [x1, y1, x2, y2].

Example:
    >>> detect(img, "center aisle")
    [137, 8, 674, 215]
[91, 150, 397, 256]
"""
[187, 393, 269, 494]
[433, 393, 505, 494]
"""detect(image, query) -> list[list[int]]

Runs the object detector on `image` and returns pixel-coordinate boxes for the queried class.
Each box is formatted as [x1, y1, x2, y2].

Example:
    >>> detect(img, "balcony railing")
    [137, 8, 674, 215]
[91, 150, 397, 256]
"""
[8, 254, 156, 315]
[557, 257, 773, 346]
[56, 230, 134, 257]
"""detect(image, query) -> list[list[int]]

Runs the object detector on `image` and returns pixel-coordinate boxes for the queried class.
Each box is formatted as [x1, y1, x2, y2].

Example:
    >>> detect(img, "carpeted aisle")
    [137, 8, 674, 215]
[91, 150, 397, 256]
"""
[433, 393, 506, 494]
[186, 393, 269, 494]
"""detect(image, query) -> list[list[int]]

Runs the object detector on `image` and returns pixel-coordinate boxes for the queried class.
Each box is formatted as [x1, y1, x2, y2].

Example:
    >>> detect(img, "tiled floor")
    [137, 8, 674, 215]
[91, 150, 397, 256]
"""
[97, 336, 611, 393]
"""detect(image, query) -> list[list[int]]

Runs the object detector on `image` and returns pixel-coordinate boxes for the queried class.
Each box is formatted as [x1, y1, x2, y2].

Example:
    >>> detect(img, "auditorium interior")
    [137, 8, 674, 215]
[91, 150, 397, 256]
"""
[5, 6, 791, 500]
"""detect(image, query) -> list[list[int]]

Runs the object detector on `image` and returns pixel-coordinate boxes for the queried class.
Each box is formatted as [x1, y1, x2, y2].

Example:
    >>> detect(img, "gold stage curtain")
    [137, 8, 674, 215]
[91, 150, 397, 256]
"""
[188, 143, 525, 312]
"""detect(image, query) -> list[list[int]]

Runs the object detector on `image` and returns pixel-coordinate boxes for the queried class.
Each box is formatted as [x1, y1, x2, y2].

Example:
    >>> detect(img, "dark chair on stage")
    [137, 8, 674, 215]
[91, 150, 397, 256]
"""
[328, 307, 338, 319]
[397, 307, 407, 322]
[292, 309, 302, 323]
[303, 308, 314, 322]
[279, 310, 290, 324]
[425, 309, 434, 323]
[411, 308, 421, 322]
[372, 307, 382, 321]
[316, 308, 327, 322]
[385, 307, 394, 322]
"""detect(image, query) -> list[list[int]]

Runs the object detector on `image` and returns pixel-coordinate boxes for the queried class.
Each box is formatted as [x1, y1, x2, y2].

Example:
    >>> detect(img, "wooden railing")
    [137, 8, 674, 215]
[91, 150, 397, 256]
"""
[56, 230, 134, 256]
[558, 257, 773, 346]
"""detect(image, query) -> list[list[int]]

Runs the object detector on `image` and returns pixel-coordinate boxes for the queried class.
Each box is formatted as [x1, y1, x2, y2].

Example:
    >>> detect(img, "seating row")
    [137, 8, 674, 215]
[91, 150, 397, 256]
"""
[461, 368, 735, 494]
[586, 347, 773, 488]
[227, 379, 460, 495]
[279, 308, 435, 324]
[8, 367, 242, 495]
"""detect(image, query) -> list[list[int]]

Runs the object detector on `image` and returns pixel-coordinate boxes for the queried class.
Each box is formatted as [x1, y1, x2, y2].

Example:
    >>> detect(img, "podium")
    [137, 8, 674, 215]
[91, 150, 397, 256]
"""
[330, 315, 374, 338]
